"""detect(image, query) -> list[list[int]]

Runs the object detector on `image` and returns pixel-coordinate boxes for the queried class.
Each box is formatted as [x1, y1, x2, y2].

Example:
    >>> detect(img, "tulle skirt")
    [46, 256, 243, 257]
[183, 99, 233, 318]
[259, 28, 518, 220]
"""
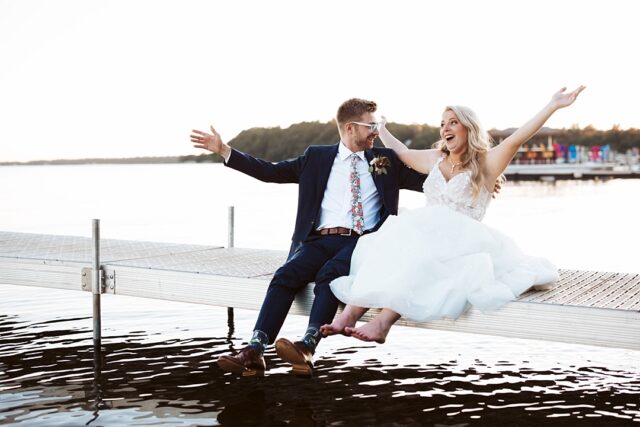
[330, 205, 558, 322]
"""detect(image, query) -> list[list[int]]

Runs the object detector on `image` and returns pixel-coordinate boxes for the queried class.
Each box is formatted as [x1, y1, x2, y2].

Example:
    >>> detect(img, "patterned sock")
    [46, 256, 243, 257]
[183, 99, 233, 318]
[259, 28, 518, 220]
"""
[248, 330, 269, 355]
[301, 326, 321, 354]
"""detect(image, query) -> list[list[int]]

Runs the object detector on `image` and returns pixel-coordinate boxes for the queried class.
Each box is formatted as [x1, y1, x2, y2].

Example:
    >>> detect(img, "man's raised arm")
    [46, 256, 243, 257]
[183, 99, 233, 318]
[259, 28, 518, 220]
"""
[190, 125, 304, 184]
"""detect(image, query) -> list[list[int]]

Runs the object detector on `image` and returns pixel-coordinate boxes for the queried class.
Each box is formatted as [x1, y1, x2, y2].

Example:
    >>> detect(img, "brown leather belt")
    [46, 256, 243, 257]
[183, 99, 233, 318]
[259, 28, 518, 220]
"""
[314, 227, 362, 237]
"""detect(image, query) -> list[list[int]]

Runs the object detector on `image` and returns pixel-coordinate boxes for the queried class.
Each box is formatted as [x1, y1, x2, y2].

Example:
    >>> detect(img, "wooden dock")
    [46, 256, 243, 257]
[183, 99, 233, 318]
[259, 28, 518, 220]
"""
[504, 163, 640, 181]
[0, 231, 638, 350]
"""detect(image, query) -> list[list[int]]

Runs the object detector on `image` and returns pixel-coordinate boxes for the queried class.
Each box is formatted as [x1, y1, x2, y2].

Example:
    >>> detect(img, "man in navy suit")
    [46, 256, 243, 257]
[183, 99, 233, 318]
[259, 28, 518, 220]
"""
[191, 99, 426, 376]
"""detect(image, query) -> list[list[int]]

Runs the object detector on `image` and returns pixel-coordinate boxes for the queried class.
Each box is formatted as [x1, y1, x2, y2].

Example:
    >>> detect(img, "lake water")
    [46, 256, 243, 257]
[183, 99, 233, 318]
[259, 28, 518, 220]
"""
[1, 164, 639, 426]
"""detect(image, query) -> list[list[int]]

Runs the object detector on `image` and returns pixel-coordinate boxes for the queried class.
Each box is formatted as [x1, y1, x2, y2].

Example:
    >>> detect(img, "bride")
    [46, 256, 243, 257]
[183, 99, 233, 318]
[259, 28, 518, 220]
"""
[321, 86, 585, 343]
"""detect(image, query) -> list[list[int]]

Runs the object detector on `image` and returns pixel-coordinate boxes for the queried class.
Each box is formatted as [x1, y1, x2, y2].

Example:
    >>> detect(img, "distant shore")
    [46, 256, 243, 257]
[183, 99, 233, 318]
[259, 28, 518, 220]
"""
[0, 155, 211, 166]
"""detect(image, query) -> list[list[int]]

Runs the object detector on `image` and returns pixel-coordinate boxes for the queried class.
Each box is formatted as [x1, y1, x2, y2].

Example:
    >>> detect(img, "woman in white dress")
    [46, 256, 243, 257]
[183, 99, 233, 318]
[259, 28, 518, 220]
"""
[320, 86, 585, 343]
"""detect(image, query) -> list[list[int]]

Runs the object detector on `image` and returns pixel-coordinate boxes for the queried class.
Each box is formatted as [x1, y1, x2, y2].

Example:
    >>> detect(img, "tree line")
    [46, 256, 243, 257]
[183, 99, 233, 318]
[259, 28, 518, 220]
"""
[179, 121, 640, 163]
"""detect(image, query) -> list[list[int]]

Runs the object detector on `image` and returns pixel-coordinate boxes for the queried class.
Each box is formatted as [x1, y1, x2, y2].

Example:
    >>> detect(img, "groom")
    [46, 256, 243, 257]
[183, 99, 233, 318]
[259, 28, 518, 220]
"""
[190, 98, 426, 376]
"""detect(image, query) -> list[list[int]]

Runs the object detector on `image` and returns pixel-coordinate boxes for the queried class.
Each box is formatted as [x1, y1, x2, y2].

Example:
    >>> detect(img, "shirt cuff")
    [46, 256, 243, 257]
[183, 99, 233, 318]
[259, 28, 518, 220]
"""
[223, 149, 232, 164]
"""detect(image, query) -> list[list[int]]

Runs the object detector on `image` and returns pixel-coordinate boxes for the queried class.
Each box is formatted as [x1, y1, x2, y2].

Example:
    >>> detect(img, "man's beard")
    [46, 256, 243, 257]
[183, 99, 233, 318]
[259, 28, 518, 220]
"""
[355, 133, 376, 151]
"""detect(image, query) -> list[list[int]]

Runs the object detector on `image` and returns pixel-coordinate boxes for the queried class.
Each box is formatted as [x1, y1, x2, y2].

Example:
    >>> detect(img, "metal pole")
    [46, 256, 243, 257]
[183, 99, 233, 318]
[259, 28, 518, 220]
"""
[90, 219, 104, 418]
[227, 207, 235, 324]
[227, 206, 235, 249]
[92, 219, 101, 343]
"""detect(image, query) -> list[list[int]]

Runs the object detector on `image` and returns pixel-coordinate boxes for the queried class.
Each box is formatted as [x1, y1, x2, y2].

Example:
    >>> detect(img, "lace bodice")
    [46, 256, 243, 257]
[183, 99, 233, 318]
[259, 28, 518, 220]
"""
[422, 156, 491, 221]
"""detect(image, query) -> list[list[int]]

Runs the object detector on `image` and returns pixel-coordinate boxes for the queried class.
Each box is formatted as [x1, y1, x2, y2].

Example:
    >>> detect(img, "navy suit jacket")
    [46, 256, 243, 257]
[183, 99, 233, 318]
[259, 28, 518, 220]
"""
[225, 143, 427, 258]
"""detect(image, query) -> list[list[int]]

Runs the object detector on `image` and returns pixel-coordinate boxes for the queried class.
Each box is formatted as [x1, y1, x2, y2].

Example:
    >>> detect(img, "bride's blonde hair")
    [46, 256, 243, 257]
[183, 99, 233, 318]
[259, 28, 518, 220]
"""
[435, 105, 505, 199]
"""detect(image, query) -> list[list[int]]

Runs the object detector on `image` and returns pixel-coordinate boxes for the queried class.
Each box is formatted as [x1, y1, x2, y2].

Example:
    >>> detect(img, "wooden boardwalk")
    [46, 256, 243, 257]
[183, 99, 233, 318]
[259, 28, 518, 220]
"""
[0, 231, 638, 350]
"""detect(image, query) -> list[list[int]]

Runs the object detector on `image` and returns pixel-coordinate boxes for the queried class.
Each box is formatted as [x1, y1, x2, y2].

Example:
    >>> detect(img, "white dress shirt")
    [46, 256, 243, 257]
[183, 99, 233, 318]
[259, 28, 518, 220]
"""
[317, 142, 382, 231]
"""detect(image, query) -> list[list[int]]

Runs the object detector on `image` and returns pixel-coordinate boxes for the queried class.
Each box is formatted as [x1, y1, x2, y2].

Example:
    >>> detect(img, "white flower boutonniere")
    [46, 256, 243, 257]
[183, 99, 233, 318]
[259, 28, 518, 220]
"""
[368, 156, 391, 175]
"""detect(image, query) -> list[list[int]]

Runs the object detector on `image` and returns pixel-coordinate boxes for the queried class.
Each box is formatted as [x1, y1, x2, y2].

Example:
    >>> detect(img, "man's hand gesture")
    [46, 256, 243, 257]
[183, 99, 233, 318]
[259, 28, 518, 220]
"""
[191, 126, 230, 159]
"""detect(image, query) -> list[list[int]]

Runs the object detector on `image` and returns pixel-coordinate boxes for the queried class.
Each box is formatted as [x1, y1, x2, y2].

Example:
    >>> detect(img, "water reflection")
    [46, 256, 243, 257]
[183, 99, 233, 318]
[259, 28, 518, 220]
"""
[1, 311, 639, 427]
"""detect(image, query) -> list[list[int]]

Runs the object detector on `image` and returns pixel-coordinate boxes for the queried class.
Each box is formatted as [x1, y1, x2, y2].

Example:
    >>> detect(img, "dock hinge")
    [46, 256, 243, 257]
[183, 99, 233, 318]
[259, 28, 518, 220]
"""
[81, 267, 116, 294]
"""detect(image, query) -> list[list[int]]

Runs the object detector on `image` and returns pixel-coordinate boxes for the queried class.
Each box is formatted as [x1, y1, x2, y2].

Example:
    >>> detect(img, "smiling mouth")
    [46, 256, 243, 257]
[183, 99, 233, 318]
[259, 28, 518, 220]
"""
[445, 135, 455, 142]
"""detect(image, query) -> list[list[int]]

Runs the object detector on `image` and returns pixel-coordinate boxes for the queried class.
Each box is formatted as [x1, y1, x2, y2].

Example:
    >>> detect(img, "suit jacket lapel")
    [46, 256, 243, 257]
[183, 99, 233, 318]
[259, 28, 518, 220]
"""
[365, 149, 386, 198]
[316, 143, 339, 196]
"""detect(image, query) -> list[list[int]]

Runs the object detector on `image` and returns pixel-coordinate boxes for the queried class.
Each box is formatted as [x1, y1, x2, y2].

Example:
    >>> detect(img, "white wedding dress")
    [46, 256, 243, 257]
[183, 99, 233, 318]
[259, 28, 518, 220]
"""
[330, 156, 559, 322]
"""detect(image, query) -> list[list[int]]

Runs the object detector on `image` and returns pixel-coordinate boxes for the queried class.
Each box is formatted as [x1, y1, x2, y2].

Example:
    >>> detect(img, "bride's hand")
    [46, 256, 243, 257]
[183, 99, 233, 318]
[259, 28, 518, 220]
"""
[551, 85, 586, 110]
[380, 115, 388, 128]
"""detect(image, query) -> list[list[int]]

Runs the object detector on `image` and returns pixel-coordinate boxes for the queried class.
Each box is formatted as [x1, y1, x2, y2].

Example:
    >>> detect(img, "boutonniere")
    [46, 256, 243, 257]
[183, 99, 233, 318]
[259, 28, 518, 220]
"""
[368, 156, 390, 175]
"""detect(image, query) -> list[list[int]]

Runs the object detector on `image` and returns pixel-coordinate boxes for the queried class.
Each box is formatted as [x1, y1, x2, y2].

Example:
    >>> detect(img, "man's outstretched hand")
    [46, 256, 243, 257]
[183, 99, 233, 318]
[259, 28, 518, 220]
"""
[191, 126, 230, 159]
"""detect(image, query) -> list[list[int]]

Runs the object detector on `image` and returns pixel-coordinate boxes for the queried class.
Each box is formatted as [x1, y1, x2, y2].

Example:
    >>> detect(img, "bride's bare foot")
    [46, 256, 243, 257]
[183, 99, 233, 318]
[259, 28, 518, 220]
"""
[349, 309, 401, 344]
[320, 321, 351, 337]
[320, 305, 368, 337]
[343, 326, 356, 336]
[349, 319, 390, 344]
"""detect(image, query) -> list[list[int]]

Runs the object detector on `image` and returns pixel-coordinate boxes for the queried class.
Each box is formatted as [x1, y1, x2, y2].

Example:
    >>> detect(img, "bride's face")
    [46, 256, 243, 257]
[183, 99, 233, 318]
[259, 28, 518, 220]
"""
[440, 110, 468, 154]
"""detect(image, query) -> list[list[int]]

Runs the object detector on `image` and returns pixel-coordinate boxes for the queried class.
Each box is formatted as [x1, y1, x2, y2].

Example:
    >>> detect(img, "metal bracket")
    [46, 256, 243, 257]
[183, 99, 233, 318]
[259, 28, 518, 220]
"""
[104, 269, 116, 294]
[81, 267, 116, 294]
[81, 267, 94, 292]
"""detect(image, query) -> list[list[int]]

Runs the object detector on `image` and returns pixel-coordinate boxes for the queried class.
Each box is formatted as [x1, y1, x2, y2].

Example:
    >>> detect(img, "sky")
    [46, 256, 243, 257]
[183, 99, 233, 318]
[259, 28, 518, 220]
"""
[1, 0, 639, 162]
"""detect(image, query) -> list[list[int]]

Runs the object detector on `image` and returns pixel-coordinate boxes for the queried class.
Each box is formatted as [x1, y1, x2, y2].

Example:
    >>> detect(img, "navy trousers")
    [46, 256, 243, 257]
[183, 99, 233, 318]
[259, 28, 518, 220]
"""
[253, 234, 360, 344]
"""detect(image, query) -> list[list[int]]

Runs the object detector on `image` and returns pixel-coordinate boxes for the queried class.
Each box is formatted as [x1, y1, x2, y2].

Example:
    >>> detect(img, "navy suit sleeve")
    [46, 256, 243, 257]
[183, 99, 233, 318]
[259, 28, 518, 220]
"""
[225, 147, 307, 184]
[391, 151, 427, 192]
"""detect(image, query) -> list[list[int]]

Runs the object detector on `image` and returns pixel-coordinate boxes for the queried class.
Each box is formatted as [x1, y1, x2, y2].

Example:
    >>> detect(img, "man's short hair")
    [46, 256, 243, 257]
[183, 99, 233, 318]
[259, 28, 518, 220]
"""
[337, 98, 377, 128]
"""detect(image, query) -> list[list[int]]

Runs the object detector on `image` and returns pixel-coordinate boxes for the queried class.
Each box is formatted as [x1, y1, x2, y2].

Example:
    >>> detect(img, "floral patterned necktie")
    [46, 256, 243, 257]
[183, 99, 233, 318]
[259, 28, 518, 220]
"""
[350, 154, 365, 234]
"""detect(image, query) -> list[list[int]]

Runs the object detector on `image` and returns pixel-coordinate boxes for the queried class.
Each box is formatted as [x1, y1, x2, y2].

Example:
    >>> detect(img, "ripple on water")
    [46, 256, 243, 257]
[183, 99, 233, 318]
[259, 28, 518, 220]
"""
[1, 284, 639, 426]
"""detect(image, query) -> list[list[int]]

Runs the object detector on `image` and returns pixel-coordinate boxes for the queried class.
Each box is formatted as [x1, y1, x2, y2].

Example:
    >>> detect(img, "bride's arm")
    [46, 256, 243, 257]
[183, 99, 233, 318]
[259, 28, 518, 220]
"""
[484, 86, 585, 183]
[378, 117, 440, 174]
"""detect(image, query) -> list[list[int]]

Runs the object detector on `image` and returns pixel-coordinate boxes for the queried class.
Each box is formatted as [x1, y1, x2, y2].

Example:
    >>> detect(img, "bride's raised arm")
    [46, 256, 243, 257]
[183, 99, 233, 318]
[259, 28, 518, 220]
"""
[378, 116, 441, 174]
[484, 86, 585, 183]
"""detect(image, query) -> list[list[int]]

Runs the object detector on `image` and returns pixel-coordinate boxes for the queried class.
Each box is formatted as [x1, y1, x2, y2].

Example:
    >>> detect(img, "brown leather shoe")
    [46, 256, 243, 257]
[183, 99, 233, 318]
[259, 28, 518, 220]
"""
[217, 346, 266, 377]
[275, 338, 314, 376]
